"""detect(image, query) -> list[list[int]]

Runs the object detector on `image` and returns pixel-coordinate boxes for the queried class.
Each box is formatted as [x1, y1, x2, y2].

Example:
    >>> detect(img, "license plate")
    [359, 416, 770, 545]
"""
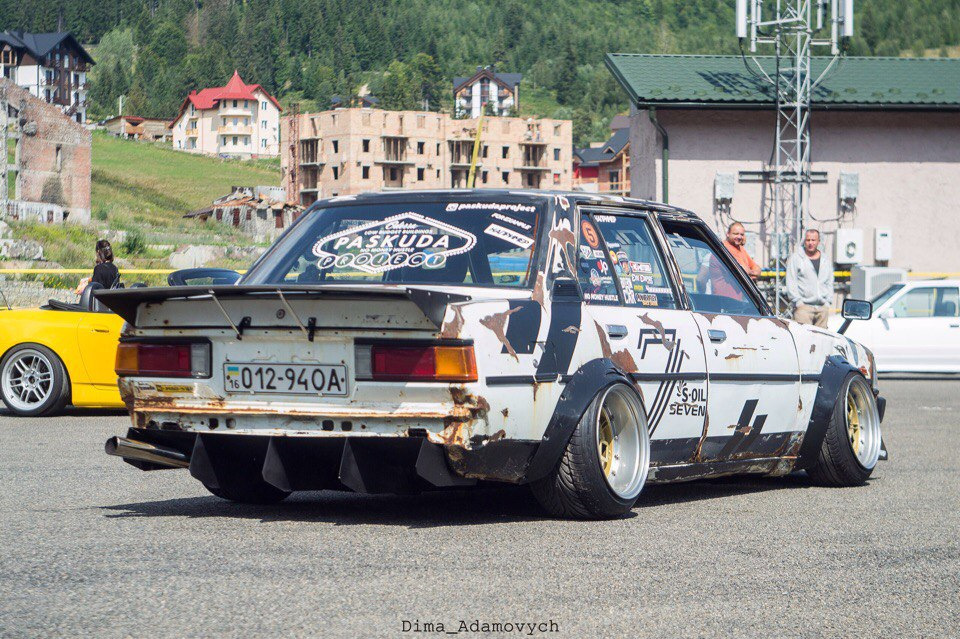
[223, 363, 348, 396]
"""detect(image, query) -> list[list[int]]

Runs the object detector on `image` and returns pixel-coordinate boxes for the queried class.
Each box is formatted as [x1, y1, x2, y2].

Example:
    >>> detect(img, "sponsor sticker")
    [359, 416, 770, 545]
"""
[596, 259, 609, 274]
[638, 293, 659, 306]
[312, 212, 476, 273]
[445, 202, 536, 213]
[594, 214, 616, 223]
[592, 249, 605, 259]
[630, 261, 653, 274]
[581, 220, 600, 248]
[646, 286, 673, 295]
[589, 269, 601, 288]
[632, 273, 654, 284]
[579, 246, 593, 259]
[585, 292, 619, 302]
[484, 223, 533, 249]
[155, 384, 193, 394]
[490, 212, 533, 230]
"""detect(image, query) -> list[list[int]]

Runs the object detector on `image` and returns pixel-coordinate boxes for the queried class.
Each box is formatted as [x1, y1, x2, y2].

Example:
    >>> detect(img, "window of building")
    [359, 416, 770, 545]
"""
[436, 169, 441, 178]
[553, 172, 560, 185]
[246, 210, 252, 221]
[502, 171, 509, 183]
[261, 120, 267, 128]
[417, 115, 425, 127]
[233, 100, 238, 107]
[554, 124, 561, 137]
[390, 167, 399, 181]
[416, 141, 425, 154]
[501, 146, 509, 159]
[553, 148, 561, 161]
[332, 113, 338, 126]
[482, 145, 489, 158]
[261, 139, 267, 148]
[436, 143, 441, 155]
[332, 140, 339, 153]
[55, 145, 62, 172]
[232, 136, 238, 145]
[417, 167, 425, 181]
[262, 101, 267, 110]
[362, 139, 370, 152]
[362, 166, 370, 179]
[481, 171, 488, 184]
[333, 166, 340, 180]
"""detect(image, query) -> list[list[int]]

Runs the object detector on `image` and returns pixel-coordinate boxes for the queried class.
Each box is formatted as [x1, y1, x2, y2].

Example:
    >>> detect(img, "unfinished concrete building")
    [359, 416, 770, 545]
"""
[1, 78, 91, 223]
[281, 108, 572, 205]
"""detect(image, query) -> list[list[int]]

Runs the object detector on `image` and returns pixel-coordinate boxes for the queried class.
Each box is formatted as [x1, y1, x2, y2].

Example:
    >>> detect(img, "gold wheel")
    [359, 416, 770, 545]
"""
[597, 407, 615, 477]
[846, 395, 862, 456]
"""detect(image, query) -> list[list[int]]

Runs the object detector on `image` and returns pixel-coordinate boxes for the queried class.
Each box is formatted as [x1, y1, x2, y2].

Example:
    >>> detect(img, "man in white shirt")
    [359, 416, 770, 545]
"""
[786, 229, 834, 327]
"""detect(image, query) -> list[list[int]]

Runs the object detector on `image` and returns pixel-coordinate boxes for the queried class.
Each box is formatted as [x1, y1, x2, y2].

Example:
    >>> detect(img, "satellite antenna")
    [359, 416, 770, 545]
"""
[735, 0, 852, 312]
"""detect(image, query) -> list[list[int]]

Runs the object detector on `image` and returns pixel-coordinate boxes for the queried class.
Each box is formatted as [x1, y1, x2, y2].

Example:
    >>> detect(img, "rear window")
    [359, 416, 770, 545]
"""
[242, 200, 542, 288]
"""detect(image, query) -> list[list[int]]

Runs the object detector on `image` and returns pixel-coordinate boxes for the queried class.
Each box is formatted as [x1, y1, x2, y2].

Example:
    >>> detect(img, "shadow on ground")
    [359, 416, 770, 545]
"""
[101, 474, 810, 528]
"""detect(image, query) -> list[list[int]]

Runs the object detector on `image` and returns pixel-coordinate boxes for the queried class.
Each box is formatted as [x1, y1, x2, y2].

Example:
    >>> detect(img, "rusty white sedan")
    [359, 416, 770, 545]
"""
[98, 190, 886, 519]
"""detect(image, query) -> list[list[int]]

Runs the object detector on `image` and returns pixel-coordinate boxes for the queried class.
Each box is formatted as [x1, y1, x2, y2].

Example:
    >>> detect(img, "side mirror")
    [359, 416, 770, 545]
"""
[842, 298, 873, 320]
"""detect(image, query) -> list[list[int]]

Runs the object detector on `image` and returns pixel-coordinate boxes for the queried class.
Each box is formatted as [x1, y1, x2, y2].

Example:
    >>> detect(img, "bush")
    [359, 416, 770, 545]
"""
[93, 205, 108, 221]
[121, 229, 147, 256]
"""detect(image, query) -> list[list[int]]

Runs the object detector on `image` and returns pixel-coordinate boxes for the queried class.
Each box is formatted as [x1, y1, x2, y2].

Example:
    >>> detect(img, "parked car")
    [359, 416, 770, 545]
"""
[98, 191, 886, 519]
[836, 280, 960, 373]
[0, 269, 240, 416]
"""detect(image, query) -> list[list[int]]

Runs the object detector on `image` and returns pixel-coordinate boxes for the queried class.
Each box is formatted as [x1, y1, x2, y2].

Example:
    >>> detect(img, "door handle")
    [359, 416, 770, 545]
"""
[91, 325, 110, 334]
[708, 329, 726, 343]
[950, 324, 959, 328]
[606, 324, 628, 340]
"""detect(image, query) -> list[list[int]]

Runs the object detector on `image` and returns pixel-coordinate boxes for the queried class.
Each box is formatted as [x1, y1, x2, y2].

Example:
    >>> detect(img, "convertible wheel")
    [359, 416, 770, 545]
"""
[532, 383, 650, 519]
[807, 373, 882, 486]
[0, 344, 70, 417]
[203, 479, 291, 505]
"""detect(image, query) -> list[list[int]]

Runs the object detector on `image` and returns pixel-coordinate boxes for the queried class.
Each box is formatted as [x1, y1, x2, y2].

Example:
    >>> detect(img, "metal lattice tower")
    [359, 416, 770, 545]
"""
[738, 0, 852, 310]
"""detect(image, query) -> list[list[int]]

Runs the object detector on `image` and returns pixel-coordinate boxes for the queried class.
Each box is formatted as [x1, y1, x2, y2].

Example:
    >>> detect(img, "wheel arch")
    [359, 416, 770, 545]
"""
[523, 358, 646, 483]
[795, 354, 864, 471]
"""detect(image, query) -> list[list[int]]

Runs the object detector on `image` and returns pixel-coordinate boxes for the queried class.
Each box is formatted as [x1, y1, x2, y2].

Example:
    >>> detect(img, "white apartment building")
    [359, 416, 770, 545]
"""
[0, 31, 92, 124]
[170, 71, 281, 159]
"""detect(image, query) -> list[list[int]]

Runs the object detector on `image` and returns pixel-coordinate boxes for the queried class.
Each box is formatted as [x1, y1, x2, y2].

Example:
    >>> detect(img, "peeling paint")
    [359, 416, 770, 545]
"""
[439, 305, 466, 339]
[479, 306, 522, 360]
[562, 325, 581, 334]
[637, 313, 676, 351]
[692, 413, 709, 462]
[501, 407, 509, 418]
[531, 273, 547, 311]
[724, 353, 743, 360]
[593, 320, 638, 373]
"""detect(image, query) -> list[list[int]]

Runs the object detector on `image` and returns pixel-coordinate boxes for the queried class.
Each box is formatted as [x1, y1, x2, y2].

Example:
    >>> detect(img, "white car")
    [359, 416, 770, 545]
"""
[98, 191, 886, 519]
[837, 280, 960, 373]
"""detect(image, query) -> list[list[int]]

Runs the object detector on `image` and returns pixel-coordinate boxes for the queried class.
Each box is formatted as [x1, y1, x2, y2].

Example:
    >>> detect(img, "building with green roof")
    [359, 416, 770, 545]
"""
[604, 54, 960, 272]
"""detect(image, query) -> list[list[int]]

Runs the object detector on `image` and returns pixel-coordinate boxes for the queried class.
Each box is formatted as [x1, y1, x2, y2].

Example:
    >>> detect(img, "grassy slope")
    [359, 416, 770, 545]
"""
[12, 132, 281, 271]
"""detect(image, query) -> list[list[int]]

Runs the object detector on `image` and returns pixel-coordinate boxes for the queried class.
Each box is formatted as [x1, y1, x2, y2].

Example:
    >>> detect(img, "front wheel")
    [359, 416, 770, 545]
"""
[532, 383, 650, 519]
[0, 344, 71, 417]
[807, 373, 882, 486]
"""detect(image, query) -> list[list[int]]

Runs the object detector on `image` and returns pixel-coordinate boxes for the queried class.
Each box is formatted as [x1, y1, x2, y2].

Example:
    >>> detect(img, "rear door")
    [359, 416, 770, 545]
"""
[575, 208, 708, 466]
[659, 220, 802, 463]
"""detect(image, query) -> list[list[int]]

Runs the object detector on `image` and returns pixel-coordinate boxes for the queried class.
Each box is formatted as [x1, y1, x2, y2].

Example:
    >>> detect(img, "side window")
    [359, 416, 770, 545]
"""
[662, 222, 763, 316]
[576, 215, 619, 304]
[576, 210, 676, 309]
[892, 287, 959, 318]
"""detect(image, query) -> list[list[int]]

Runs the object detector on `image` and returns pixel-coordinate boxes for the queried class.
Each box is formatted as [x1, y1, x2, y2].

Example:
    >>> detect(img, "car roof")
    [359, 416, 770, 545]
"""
[901, 279, 960, 286]
[310, 189, 701, 221]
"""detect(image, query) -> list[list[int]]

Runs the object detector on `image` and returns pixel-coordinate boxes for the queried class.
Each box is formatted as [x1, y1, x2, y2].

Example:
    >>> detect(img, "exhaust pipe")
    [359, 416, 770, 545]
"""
[105, 436, 190, 469]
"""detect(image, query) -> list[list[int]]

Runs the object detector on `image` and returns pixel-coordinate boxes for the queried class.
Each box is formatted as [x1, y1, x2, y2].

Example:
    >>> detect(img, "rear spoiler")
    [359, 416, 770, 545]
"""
[94, 285, 471, 328]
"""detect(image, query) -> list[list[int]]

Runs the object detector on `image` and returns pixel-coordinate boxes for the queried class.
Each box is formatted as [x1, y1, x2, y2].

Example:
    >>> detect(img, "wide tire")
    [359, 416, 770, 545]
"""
[0, 343, 71, 417]
[807, 373, 881, 487]
[531, 383, 650, 519]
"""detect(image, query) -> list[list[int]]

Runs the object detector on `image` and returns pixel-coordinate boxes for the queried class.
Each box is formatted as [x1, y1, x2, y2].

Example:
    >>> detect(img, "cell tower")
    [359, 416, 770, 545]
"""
[736, 0, 853, 310]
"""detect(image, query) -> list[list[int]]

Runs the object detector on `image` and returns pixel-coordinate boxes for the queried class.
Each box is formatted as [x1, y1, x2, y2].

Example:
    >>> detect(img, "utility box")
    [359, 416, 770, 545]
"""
[874, 228, 893, 262]
[834, 228, 864, 265]
[850, 266, 906, 300]
[714, 172, 735, 203]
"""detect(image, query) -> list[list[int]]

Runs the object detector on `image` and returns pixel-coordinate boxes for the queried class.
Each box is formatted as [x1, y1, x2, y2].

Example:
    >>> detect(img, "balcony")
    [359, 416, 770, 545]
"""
[218, 125, 252, 135]
[185, 129, 199, 138]
[220, 106, 253, 117]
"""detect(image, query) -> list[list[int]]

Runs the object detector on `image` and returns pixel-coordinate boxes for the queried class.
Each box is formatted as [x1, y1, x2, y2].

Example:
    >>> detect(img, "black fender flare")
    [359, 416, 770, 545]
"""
[523, 358, 641, 483]
[795, 355, 863, 471]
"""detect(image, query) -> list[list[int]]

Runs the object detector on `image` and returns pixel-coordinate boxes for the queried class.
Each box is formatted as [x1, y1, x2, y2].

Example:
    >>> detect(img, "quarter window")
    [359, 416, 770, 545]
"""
[577, 211, 676, 308]
[662, 222, 763, 316]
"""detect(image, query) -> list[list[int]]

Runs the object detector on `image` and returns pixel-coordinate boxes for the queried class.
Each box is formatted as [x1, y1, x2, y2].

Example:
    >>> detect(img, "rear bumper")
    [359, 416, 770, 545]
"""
[108, 427, 539, 491]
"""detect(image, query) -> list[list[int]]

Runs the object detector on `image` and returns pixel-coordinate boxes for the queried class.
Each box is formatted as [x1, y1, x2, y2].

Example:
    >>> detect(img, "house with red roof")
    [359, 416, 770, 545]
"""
[170, 71, 281, 158]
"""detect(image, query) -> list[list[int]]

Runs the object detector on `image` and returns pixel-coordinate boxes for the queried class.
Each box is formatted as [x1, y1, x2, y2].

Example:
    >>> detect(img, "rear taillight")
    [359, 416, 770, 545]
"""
[355, 343, 477, 382]
[116, 342, 211, 378]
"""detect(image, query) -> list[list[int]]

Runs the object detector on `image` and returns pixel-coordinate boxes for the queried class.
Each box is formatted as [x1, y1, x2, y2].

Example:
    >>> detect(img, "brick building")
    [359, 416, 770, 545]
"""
[1, 78, 91, 223]
[102, 115, 172, 142]
[281, 108, 571, 205]
[185, 185, 303, 241]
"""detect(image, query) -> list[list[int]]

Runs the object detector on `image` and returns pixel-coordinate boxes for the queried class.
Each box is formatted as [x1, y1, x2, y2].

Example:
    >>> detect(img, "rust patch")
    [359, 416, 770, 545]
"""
[736, 425, 752, 436]
[724, 353, 743, 360]
[501, 407, 509, 418]
[637, 313, 675, 351]
[592, 320, 638, 372]
[692, 414, 709, 462]
[548, 226, 577, 273]
[532, 380, 540, 401]
[488, 429, 506, 443]
[595, 321, 613, 358]
[531, 273, 546, 311]
[562, 325, 580, 334]
[479, 306, 522, 361]
[798, 397, 803, 413]
[428, 420, 471, 447]
[475, 395, 491, 419]
[439, 305, 466, 339]
[809, 344, 817, 354]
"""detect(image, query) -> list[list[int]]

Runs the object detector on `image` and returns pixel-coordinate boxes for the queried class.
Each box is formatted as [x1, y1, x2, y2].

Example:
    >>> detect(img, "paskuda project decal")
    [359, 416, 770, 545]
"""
[311, 212, 477, 273]
[484, 223, 534, 249]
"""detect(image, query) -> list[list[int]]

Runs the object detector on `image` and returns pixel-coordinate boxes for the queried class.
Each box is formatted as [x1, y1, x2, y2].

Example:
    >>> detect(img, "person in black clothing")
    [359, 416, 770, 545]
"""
[91, 239, 120, 289]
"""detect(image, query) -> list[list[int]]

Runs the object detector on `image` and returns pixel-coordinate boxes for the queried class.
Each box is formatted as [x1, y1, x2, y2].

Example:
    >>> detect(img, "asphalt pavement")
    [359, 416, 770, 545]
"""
[1, 379, 958, 638]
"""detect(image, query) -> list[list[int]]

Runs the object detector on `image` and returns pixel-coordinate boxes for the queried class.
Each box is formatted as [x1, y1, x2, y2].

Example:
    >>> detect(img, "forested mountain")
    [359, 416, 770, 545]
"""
[5, 0, 960, 143]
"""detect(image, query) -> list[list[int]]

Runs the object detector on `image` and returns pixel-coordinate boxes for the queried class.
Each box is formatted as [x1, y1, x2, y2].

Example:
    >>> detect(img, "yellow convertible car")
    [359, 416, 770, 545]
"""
[0, 268, 239, 416]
